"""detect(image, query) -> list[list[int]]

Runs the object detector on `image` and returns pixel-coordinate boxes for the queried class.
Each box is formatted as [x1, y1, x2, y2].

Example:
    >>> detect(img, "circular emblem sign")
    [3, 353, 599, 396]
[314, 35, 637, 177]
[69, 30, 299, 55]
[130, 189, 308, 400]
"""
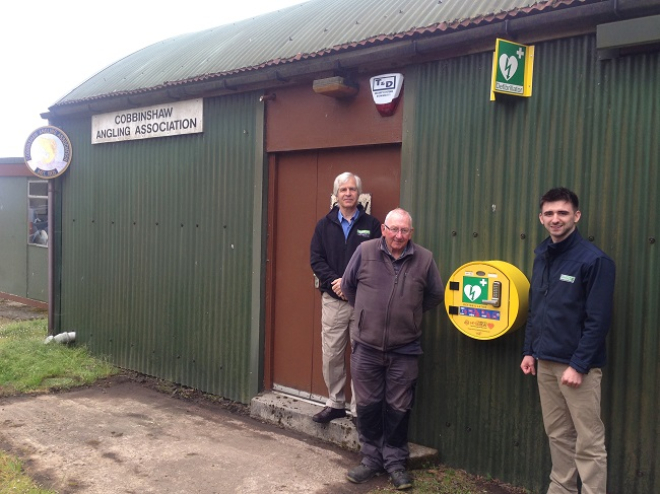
[24, 126, 72, 179]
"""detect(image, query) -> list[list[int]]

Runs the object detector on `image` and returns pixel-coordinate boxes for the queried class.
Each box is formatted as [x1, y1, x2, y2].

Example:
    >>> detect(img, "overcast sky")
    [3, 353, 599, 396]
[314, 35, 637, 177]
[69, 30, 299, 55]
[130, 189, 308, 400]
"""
[0, 0, 306, 157]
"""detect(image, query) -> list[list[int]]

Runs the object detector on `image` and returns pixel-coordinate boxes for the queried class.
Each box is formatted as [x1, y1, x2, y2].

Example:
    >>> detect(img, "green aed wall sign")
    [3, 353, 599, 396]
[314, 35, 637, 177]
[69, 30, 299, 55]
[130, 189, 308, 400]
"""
[490, 38, 534, 100]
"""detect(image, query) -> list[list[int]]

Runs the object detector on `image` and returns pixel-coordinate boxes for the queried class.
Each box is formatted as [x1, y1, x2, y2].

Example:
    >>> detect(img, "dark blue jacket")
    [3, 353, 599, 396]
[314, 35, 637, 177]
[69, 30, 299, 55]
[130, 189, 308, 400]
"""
[310, 205, 381, 300]
[522, 229, 615, 373]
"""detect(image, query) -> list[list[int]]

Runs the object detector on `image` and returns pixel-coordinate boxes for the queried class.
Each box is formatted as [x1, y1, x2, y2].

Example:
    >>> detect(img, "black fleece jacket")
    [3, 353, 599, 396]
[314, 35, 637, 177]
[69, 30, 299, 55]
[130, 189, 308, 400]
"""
[310, 205, 381, 300]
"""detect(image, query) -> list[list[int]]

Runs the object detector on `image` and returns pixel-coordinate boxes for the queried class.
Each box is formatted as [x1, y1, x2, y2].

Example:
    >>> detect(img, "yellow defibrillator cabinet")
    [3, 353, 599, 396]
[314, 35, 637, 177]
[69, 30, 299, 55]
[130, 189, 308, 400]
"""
[445, 261, 530, 340]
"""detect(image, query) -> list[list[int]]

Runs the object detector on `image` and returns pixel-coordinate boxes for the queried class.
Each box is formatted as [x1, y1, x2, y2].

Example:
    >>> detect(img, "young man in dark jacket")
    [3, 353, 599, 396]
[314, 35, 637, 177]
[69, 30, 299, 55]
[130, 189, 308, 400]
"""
[521, 187, 615, 494]
[342, 208, 444, 490]
[310, 172, 381, 424]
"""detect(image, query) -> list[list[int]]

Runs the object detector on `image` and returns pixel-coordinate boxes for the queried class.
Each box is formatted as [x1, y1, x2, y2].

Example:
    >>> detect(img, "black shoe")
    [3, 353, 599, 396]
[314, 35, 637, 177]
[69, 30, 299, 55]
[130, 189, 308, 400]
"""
[346, 464, 383, 484]
[312, 406, 347, 423]
[390, 469, 413, 490]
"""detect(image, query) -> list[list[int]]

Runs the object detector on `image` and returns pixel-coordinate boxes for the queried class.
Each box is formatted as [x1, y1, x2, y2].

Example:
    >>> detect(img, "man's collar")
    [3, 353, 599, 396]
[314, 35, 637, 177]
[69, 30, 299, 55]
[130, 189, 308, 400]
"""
[338, 208, 359, 223]
[380, 237, 413, 259]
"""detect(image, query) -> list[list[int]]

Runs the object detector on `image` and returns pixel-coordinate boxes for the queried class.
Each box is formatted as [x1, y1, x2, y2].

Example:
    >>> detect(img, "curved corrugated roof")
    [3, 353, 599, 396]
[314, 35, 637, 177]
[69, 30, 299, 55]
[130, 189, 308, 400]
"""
[56, 0, 588, 107]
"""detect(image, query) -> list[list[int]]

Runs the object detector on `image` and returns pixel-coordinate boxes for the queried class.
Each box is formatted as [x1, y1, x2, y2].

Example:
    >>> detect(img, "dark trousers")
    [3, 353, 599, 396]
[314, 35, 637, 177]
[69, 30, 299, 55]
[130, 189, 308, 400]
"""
[351, 342, 418, 473]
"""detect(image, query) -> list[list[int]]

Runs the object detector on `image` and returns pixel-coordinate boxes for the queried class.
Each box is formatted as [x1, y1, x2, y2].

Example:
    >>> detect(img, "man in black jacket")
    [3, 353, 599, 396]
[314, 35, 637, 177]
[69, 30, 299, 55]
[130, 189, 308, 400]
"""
[310, 172, 381, 424]
[521, 187, 615, 494]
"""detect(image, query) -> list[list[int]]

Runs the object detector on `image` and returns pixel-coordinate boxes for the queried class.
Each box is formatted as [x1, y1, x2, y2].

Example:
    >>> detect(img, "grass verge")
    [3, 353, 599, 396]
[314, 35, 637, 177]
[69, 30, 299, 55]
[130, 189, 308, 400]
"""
[1, 317, 117, 493]
[0, 451, 57, 494]
[0, 319, 117, 397]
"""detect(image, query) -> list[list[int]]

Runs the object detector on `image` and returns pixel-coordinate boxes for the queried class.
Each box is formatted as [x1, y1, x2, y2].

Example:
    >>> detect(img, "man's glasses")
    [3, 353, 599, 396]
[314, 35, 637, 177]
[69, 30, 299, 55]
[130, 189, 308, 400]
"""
[384, 225, 411, 235]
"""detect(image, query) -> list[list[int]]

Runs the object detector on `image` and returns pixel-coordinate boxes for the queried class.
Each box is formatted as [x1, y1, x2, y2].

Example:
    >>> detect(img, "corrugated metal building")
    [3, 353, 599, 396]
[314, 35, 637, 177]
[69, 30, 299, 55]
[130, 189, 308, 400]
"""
[42, 0, 659, 492]
[0, 158, 48, 306]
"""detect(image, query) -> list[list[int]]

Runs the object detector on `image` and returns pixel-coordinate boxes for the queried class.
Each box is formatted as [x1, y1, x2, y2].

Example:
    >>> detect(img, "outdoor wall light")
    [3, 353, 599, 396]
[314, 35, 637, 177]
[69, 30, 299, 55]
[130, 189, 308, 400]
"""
[312, 76, 359, 98]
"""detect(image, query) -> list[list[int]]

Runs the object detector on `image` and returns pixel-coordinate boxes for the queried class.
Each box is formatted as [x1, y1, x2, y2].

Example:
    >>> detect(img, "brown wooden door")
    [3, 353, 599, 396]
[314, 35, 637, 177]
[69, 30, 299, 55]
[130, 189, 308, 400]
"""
[268, 144, 401, 401]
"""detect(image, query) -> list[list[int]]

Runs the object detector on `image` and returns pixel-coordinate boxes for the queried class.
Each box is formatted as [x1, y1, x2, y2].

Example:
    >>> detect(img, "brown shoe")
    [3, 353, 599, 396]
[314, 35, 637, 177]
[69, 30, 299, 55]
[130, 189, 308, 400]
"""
[312, 406, 347, 423]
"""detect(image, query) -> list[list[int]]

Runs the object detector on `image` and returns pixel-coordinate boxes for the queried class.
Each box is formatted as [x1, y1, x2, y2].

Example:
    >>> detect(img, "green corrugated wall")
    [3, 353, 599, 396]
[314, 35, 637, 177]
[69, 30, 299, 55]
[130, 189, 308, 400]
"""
[56, 92, 264, 403]
[0, 178, 30, 296]
[0, 176, 48, 302]
[403, 34, 659, 492]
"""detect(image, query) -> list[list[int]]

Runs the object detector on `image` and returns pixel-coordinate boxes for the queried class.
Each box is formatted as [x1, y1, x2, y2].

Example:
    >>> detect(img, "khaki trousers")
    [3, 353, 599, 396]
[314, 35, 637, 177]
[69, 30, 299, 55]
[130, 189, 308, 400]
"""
[321, 293, 356, 414]
[537, 360, 607, 494]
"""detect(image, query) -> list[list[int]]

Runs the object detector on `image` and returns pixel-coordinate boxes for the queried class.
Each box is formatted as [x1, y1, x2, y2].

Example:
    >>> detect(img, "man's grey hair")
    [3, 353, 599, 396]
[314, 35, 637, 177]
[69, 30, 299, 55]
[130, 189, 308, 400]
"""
[384, 208, 413, 228]
[333, 172, 362, 196]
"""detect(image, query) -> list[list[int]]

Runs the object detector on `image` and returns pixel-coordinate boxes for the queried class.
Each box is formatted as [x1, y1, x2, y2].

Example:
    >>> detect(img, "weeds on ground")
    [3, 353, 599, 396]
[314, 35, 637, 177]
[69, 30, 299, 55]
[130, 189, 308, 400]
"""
[367, 465, 530, 494]
[0, 318, 117, 396]
[0, 451, 56, 494]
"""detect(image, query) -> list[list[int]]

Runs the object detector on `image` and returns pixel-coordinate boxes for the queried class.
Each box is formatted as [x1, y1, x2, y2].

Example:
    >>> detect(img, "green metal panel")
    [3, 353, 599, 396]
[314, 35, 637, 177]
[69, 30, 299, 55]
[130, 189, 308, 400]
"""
[26, 245, 47, 302]
[56, 92, 263, 403]
[402, 35, 659, 492]
[597, 14, 660, 50]
[0, 176, 29, 297]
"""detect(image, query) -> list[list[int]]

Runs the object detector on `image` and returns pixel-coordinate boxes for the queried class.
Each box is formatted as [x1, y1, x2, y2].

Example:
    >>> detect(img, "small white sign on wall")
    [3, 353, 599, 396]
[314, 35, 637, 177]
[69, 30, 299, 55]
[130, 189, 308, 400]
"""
[92, 98, 203, 144]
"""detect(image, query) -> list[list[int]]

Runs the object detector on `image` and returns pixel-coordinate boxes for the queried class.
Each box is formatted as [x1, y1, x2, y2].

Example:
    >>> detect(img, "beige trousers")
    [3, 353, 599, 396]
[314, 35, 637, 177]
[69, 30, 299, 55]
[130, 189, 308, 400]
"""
[537, 360, 607, 494]
[321, 293, 356, 414]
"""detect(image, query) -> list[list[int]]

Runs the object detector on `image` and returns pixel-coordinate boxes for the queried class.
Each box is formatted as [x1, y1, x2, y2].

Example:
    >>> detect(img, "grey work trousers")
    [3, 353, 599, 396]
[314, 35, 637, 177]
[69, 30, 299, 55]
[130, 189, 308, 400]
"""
[350, 342, 418, 473]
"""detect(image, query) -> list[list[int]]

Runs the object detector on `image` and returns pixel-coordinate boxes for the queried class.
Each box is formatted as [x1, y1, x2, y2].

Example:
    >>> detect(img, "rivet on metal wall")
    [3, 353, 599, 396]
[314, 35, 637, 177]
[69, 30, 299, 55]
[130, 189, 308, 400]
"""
[588, 235, 595, 241]
[520, 233, 526, 239]
[451, 231, 457, 236]
[649, 238, 656, 244]
[472, 232, 479, 238]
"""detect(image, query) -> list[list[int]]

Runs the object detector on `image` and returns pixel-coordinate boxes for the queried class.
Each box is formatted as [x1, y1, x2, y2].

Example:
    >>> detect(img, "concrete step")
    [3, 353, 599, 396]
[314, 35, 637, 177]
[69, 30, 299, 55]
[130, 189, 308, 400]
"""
[250, 392, 438, 469]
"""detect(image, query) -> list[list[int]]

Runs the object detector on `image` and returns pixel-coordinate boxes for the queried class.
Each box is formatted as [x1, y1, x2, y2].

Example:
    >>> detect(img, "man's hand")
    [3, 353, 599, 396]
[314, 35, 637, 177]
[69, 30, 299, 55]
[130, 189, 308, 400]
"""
[561, 366, 583, 388]
[331, 278, 346, 300]
[520, 356, 536, 376]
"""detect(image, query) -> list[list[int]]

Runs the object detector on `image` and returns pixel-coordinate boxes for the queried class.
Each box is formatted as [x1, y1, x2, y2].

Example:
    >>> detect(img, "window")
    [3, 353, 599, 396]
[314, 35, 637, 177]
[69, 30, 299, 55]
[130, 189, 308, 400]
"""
[28, 180, 48, 246]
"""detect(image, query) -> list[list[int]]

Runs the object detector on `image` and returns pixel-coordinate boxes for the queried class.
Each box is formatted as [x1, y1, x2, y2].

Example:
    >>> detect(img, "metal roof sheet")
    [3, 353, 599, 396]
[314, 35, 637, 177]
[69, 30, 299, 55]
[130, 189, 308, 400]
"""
[56, 0, 588, 106]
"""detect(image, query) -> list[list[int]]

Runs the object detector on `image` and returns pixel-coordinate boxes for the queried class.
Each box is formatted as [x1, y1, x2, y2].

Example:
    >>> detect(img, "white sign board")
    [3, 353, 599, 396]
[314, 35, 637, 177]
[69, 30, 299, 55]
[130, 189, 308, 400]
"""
[92, 99, 203, 144]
